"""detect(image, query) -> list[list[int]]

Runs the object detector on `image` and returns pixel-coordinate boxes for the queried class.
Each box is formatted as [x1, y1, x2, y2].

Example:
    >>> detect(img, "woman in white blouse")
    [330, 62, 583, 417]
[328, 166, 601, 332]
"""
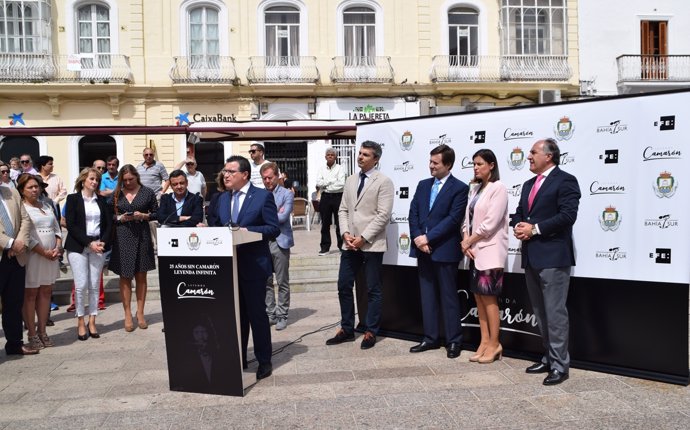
[64, 168, 113, 340]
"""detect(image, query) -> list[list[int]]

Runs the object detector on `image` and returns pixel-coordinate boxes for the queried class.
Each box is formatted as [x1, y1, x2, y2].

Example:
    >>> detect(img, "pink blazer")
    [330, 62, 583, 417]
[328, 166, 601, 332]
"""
[462, 180, 509, 270]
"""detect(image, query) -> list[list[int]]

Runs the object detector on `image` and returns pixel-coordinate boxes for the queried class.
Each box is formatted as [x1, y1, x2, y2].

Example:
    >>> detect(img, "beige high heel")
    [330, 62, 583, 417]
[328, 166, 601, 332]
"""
[478, 344, 503, 364]
[469, 345, 488, 362]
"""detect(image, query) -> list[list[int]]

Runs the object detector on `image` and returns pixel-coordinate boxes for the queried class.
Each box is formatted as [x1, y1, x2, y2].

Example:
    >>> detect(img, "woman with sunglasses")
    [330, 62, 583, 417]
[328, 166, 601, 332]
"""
[0, 161, 15, 189]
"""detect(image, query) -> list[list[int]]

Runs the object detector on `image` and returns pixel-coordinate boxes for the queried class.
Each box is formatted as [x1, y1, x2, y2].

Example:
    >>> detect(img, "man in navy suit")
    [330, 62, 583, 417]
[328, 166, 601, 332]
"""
[408, 144, 468, 359]
[206, 156, 280, 380]
[157, 170, 204, 227]
[512, 138, 580, 385]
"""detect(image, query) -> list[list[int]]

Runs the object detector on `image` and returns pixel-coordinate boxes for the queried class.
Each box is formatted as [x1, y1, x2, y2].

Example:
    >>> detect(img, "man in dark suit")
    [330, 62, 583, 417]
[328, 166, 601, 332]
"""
[1, 185, 36, 355]
[206, 156, 280, 380]
[408, 144, 468, 359]
[157, 169, 204, 227]
[512, 138, 581, 385]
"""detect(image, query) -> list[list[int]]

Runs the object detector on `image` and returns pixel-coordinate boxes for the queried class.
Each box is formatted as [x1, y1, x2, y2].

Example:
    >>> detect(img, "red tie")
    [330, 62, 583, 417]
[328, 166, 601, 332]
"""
[527, 174, 544, 211]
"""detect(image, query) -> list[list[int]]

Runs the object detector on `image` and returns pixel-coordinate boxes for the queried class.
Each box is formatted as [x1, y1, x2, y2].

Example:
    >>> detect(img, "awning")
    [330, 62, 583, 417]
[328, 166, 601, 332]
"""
[0, 120, 361, 141]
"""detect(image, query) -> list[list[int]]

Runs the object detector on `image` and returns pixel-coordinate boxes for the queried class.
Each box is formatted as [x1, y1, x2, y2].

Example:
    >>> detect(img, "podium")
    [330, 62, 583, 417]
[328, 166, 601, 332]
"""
[157, 226, 261, 396]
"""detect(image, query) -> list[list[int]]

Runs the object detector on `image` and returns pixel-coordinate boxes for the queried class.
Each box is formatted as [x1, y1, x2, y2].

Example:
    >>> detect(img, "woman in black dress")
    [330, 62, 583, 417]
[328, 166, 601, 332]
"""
[109, 165, 157, 332]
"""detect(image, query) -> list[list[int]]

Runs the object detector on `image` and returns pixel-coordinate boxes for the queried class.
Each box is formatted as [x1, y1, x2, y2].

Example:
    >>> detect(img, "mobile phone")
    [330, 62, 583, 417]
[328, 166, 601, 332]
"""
[123, 211, 134, 216]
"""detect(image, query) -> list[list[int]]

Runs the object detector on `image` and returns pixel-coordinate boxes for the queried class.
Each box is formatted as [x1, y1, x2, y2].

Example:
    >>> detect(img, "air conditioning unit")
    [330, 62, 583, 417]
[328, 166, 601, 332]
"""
[539, 89, 562, 104]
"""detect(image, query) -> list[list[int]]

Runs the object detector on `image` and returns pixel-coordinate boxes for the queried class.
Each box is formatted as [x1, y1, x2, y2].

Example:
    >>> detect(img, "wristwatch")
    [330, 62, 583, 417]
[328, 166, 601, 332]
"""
[531, 226, 538, 237]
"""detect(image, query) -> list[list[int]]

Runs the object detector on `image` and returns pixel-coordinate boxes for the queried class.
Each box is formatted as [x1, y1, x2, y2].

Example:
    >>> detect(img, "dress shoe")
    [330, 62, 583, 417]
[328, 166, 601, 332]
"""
[256, 362, 273, 380]
[410, 341, 441, 353]
[360, 331, 376, 350]
[88, 330, 100, 339]
[477, 344, 503, 364]
[446, 343, 461, 359]
[543, 369, 569, 385]
[326, 329, 355, 345]
[77, 332, 89, 341]
[66, 304, 76, 313]
[525, 362, 550, 374]
[6, 345, 40, 355]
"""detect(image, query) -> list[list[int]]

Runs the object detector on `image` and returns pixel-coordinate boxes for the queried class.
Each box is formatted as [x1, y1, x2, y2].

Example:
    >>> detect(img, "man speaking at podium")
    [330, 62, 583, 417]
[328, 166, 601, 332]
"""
[207, 156, 280, 380]
[157, 170, 204, 227]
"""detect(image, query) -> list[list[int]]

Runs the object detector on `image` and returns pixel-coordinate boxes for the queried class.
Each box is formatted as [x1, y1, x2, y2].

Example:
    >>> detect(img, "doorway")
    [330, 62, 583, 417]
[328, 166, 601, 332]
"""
[640, 20, 668, 80]
[264, 141, 307, 198]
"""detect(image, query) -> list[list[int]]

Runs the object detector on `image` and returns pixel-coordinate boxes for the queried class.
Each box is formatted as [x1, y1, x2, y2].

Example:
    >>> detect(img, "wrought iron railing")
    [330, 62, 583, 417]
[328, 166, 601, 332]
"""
[247, 56, 320, 84]
[169, 55, 238, 84]
[617, 55, 690, 82]
[0, 53, 132, 83]
[431, 55, 571, 82]
[330, 56, 394, 83]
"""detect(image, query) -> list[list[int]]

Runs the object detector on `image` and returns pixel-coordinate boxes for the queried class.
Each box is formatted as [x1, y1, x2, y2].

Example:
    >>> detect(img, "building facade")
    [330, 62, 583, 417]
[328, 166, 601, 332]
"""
[0, 0, 579, 195]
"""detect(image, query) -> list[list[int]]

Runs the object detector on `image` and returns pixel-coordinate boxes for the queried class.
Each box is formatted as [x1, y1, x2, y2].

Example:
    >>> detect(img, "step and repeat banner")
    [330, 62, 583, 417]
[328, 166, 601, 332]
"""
[354, 90, 689, 384]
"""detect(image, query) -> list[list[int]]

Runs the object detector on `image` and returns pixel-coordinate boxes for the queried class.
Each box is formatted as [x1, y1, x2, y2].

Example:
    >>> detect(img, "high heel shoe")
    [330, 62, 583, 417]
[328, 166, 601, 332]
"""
[469, 346, 488, 362]
[77, 330, 89, 341]
[124, 321, 135, 332]
[478, 345, 503, 364]
[88, 329, 100, 339]
[137, 318, 148, 330]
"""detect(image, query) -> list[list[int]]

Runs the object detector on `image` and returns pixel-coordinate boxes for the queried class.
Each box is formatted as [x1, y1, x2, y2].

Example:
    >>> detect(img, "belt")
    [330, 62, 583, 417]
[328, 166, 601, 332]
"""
[322, 191, 343, 195]
[87, 235, 100, 241]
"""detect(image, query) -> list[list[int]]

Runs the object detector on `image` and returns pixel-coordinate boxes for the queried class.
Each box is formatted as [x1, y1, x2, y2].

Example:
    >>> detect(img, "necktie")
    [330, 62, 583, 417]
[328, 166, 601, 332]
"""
[0, 200, 15, 237]
[527, 174, 544, 211]
[429, 179, 441, 210]
[231, 191, 241, 223]
[356, 172, 366, 198]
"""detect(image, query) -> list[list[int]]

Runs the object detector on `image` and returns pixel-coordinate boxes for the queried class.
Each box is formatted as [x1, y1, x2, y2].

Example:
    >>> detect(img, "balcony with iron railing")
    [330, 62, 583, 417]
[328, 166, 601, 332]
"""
[617, 55, 690, 82]
[247, 56, 320, 84]
[430, 55, 572, 82]
[330, 56, 394, 83]
[0, 53, 132, 83]
[169, 55, 238, 84]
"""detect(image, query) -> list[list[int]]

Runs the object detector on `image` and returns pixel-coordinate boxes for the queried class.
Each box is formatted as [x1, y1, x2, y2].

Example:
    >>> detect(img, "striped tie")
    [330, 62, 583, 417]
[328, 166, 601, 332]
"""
[0, 200, 15, 237]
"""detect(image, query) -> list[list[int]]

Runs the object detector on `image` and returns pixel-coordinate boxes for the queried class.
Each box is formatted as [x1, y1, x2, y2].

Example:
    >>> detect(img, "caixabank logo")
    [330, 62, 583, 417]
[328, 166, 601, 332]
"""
[554, 116, 575, 141]
[398, 233, 411, 254]
[599, 149, 619, 164]
[654, 115, 675, 131]
[595, 246, 627, 261]
[507, 147, 527, 171]
[599, 206, 622, 231]
[653, 171, 678, 198]
[649, 248, 671, 264]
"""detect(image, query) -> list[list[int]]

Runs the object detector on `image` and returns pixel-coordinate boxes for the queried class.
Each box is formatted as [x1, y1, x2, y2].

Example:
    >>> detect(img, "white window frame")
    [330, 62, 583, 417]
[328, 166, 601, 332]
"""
[257, 0, 308, 56]
[65, 0, 118, 56]
[500, 0, 567, 56]
[440, 0, 487, 56]
[179, 0, 228, 57]
[335, 0, 383, 57]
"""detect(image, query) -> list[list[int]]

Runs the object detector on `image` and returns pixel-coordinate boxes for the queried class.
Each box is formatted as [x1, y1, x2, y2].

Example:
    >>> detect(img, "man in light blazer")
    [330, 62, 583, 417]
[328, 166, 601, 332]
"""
[326, 140, 394, 350]
[512, 138, 581, 385]
[0, 185, 36, 355]
[261, 162, 294, 331]
[408, 144, 469, 358]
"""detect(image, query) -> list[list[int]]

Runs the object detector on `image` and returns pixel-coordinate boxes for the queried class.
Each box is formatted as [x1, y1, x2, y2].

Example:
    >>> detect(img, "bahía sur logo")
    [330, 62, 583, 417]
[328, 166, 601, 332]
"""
[653, 171, 677, 198]
[599, 206, 621, 231]
[644, 214, 679, 229]
[595, 247, 627, 261]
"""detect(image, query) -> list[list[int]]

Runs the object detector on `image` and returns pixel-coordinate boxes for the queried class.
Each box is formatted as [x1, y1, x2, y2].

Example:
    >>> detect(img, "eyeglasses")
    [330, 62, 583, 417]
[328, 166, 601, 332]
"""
[185, 162, 195, 166]
[96, 166, 106, 171]
[221, 169, 239, 175]
[248, 149, 258, 154]
[0, 170, 9, 174]
[143, 153, 154, 157]
[20, 160, 30, 164]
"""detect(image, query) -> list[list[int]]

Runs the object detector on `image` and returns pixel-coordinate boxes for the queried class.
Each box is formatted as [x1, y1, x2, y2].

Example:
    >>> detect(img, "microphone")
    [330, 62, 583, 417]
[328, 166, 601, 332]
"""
[160, 192, 198, 227]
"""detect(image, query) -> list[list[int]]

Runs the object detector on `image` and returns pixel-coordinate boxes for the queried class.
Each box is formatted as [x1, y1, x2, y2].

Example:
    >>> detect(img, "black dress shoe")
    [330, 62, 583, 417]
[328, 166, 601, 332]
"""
[88, 330, 100, 339]
[6, 345, 40, 355]
[410, 341, 440, 353]
[543, 369, 569, 385]
[360, 331, 376, 350]
[525, 362, 550, 374]
[446, 343, 461, 359]
[326, 329, 355, 345]
[256, 363, 273, 380]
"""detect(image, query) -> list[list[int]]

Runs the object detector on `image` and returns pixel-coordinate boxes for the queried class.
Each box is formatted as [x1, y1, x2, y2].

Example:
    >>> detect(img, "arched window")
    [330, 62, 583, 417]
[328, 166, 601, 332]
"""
[448, 7, 478, 58]
[265, 5, 300, 58]
[343, 6, 375, 58]
[0, 137, 39, 162]
[0, 0, 51, 53]
[77, 3, 111, 68]
[189, 6, 219, 69]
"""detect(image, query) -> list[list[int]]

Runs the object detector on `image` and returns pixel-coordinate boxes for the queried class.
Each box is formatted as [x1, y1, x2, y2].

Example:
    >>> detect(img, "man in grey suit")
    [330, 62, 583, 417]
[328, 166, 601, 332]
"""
[261, 162, 294, 331]
[1, 185, 37, 355]
[512, 138, 581, 385]
[326, 140, 394, 350]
